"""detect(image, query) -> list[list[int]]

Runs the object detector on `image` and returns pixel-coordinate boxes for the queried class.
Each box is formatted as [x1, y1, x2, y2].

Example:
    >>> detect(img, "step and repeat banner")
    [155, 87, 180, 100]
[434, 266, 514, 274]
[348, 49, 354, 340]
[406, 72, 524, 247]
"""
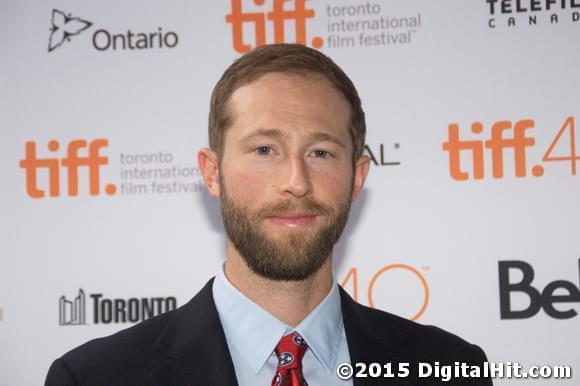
[1, 1, 579, 385]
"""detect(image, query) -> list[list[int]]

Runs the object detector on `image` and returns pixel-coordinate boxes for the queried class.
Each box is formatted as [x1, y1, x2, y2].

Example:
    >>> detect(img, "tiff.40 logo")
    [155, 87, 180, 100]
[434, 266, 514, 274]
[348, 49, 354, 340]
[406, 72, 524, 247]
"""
[443, 116, 579, 180]
[19, 139, 116, 198]
[226, 0, 323, 53]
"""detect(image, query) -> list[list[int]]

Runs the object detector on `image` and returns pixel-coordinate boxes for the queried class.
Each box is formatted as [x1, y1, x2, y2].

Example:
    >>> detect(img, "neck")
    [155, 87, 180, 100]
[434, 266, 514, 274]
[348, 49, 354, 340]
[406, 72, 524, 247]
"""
[224, 240, 333, 327]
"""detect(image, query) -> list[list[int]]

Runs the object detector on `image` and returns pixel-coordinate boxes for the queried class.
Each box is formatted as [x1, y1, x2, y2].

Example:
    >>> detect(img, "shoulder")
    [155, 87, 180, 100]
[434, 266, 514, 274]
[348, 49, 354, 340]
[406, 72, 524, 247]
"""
[339, 287, 488, 363]
[45, 279, 220, 386]
[46, 308, 176, 385]
[65, 307, 173, 364]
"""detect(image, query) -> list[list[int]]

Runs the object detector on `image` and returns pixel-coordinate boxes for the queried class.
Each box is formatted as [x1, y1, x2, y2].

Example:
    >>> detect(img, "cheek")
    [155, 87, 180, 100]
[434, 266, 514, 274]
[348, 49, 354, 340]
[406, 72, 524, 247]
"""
[311, 168, 352, 200]
[223, 168, 271, 202]
[224, 157, 281, 194]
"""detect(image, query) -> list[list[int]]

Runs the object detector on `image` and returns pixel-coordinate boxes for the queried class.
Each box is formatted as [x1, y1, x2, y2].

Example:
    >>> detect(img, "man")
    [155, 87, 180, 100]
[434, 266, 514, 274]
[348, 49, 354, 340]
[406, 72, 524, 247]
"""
[46, 44, 492, 386]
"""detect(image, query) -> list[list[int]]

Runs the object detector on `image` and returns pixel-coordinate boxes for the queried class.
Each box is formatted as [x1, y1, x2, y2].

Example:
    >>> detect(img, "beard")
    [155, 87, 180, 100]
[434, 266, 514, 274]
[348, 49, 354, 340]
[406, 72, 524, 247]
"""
[220, 179, 352, 281]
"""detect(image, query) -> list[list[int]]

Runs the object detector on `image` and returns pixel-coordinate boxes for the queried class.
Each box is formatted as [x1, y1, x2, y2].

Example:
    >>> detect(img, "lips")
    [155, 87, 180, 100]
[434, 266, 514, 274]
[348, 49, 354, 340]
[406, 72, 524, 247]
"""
[268, 213, 317, 228]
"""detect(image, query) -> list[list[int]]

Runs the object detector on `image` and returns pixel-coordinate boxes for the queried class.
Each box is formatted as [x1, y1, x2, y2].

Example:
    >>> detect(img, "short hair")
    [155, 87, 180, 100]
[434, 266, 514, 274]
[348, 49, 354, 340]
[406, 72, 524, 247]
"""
[208, 44, 366, 161]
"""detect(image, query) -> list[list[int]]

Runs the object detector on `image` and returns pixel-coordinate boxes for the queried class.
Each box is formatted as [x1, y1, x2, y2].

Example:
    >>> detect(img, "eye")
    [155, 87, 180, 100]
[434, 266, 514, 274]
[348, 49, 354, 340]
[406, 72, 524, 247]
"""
[254, 146, 272, 156]
[312, 149, 330, 159]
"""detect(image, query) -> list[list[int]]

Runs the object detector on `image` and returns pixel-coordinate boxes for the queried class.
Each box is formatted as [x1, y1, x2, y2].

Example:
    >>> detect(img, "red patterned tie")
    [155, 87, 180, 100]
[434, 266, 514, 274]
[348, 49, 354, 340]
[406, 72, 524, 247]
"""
[271, 332, 309, 386]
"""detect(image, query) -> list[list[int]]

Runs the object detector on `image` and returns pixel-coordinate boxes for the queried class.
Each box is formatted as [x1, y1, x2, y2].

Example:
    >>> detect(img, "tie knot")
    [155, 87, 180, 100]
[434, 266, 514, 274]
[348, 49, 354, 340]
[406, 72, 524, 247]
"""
[274, 332, 308, 369]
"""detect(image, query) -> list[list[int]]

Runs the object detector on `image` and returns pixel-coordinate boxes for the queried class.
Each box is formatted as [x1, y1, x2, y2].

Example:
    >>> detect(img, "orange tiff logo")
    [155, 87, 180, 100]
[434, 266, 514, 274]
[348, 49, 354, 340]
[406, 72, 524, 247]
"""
[443, 116, 579, 180]
[341, 264, 430, 321]
[226, 0, 323, 53]
[19, 139, 117, 198]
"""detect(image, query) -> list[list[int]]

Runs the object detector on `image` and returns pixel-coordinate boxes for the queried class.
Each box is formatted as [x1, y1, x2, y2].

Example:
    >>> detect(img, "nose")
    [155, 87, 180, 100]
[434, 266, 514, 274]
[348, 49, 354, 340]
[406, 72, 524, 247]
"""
[278, 156, 312, 198]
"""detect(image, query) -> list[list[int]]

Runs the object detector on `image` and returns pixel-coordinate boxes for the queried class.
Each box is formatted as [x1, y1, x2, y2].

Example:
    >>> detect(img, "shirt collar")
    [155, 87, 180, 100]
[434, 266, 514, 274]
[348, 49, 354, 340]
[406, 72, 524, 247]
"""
[212, 263, 344, 373]
[293, 275, 343, 372]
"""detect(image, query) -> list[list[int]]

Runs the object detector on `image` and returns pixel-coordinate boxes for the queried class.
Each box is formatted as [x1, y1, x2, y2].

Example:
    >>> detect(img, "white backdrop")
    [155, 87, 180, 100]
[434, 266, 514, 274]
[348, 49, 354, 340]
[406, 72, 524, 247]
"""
[1, 1, 579, 385]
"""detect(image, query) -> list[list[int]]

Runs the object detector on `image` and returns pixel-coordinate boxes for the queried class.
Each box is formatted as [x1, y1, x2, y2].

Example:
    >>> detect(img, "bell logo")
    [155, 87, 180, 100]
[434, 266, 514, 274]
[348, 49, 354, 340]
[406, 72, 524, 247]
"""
[19, 139, 117, 198]
[498, 259, 580, 319]
[226, 0, 323, 53]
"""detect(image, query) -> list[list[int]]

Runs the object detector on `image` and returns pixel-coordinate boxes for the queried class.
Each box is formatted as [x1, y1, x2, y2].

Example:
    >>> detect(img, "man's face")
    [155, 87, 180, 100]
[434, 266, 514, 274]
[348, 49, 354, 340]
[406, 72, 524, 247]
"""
[213, 72, 366, 281]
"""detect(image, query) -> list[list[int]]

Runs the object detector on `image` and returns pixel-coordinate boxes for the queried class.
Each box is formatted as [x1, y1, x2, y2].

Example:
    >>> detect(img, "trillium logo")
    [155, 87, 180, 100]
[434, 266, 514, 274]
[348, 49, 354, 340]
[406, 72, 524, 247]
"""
[46, 9, 179, 53]
[48, 9, 92, 52]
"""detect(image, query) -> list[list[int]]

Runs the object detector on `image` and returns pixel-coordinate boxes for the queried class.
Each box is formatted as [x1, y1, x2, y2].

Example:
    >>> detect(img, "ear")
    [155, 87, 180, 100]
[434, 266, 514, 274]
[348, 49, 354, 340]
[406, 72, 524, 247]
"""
[351, 155, 370, 201]
[198, 148, 220, 198]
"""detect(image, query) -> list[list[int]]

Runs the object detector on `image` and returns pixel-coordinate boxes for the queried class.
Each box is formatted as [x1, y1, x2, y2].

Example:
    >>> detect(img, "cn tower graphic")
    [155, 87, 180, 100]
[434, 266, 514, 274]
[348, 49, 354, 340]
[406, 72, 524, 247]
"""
[59, 289, 86, 325]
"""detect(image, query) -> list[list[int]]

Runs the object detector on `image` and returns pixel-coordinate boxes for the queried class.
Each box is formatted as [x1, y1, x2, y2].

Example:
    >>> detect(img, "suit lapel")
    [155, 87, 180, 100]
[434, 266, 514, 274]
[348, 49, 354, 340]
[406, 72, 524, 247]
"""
[151, 278, 238, 386]
[339, 287, 414, 386]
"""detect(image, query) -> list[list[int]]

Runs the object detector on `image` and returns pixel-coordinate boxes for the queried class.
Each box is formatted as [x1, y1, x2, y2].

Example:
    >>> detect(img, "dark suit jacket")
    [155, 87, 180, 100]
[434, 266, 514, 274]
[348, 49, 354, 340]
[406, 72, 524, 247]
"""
[45, 278, 492, 385]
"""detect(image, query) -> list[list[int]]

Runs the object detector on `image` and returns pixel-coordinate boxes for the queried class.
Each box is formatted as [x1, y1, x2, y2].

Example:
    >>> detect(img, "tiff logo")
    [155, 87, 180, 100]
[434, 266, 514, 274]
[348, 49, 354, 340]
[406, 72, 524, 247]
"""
[19, 139, 117, 198]
[442, 120, 538, 180]
[59, 289, 86, 325]
[226, 0, 323, 53]
[443, 117, 580, 180]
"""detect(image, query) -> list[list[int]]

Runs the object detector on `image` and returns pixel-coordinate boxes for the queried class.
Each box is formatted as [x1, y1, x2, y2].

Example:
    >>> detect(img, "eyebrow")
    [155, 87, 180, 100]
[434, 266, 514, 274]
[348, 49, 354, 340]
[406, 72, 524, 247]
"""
[306, 132, 347, 149]
[241, 128, 347, 149]
[241, 128, 290, 142]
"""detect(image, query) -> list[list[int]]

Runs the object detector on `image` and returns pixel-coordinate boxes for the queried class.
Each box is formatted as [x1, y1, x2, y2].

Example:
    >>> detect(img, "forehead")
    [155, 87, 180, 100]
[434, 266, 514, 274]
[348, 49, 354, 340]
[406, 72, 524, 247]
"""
[225, 72, 352, 144]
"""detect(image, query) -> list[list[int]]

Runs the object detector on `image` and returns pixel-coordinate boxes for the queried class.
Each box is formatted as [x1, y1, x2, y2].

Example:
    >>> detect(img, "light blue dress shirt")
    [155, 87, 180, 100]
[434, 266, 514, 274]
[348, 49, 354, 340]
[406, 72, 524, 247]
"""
[212, 264, 353, 386]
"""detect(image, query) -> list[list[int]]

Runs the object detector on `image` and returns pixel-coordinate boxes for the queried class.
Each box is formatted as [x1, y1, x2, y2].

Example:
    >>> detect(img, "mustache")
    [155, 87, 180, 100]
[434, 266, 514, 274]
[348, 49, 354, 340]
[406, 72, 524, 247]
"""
[255, 198, 333, 218]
